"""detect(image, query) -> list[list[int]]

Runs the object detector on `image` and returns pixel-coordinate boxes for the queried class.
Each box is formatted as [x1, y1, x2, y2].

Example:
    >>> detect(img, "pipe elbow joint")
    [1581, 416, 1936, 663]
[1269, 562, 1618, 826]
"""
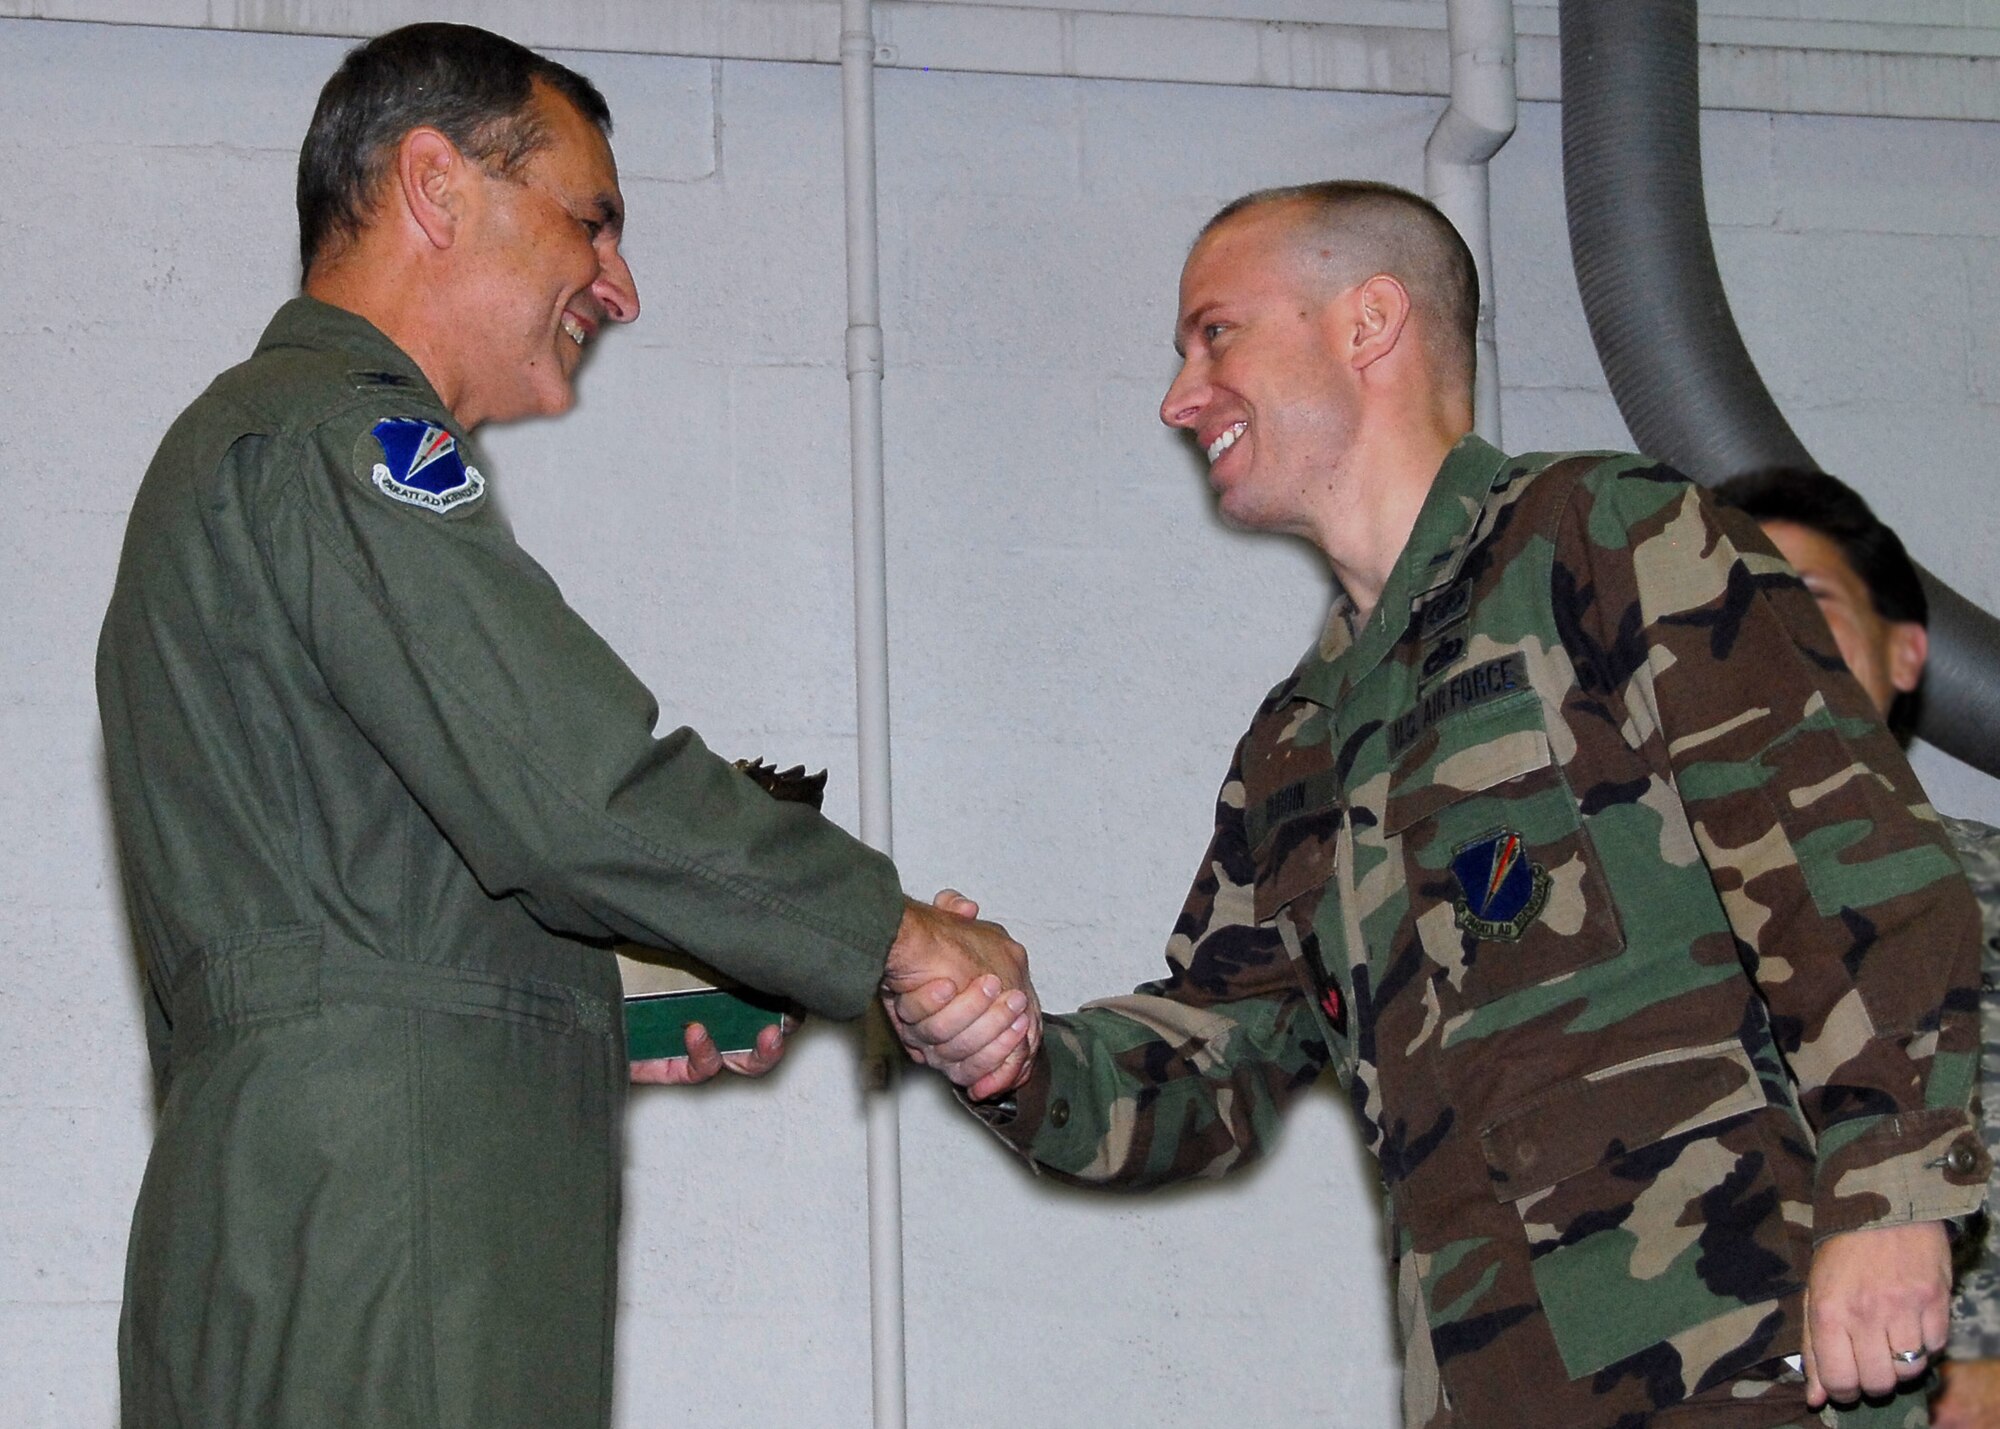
[1426, 102, 1515, 168]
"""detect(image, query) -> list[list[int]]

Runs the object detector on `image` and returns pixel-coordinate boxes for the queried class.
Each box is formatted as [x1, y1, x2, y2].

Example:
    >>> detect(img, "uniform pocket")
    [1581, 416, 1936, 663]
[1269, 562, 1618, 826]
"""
[1251, 802, 1341, 927]
[1251, 800, 1347, 1044]
[1385, 693, 1624, 1007]
[1480, 1039, 1798, 1379]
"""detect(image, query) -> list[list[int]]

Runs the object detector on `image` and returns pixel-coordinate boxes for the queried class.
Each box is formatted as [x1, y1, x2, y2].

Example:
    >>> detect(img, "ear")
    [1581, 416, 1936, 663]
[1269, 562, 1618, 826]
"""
[1886, 621, 1929, 695]
[394, 127, 466, 252]
[1347, 274, 1413, 371]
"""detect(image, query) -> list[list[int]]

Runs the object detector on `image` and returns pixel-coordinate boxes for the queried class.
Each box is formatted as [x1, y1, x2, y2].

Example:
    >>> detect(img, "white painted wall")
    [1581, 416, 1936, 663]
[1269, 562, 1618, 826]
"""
[3, 12, 1998, 1428]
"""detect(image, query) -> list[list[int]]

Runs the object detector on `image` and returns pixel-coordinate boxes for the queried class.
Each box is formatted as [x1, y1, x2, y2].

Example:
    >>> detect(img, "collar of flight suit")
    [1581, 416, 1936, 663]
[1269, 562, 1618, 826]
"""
[254, 295, 446, 409]
[1289, 433, 1512, 713]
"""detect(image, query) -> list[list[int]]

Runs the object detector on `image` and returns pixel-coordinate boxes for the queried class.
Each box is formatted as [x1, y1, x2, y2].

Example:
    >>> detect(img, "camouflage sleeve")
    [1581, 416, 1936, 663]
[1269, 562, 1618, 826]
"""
[968, 733, 1332, 1190]
[1563, 465, 1987, 1242]
[1944, 815, 2000, 1358]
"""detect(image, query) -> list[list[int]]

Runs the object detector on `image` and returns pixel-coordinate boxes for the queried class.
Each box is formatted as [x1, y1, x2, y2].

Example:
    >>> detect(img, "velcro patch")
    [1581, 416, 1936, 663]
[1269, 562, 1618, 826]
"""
[369, 417, 485, 514]
[1414, 581, 1471, 639]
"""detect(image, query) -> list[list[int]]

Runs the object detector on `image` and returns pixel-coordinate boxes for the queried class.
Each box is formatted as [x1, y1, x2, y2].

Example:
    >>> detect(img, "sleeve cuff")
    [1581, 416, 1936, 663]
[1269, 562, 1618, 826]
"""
[958, 1051, 1057, 1155]
[1813, 1105, 1990, 1242]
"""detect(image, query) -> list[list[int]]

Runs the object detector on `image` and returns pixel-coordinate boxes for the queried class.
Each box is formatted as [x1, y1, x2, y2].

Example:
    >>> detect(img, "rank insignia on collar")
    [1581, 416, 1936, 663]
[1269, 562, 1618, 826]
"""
[370, 417, 485, 514]
[1450, 829, 1549, 941]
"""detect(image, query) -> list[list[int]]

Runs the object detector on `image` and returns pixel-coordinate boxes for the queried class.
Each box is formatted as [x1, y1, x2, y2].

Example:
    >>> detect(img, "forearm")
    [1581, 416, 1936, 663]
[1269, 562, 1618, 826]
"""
[969, 992, 1327, 1190]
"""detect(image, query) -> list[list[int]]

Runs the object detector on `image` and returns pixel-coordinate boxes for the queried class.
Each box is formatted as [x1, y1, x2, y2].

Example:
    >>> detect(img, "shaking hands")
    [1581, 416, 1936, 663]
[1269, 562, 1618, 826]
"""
[883, 890, 1042, 1102]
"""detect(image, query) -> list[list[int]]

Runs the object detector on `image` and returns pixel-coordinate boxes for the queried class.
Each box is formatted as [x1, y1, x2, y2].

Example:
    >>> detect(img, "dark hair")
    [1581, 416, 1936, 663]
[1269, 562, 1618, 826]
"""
[1710, 467, 1927, 626]
[1711, 466, 1927, 737]
[1200, 181, 1479, 391]
[297, 23, 612, 276]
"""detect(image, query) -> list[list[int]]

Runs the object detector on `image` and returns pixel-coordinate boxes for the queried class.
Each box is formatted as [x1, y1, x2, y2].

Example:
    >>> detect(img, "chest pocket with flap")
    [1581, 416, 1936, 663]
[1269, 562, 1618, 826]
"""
[1382, 690, 1625, 1009]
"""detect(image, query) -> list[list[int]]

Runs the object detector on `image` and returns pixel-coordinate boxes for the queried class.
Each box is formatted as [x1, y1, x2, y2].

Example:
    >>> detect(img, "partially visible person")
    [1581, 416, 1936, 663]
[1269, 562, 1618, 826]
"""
[1716, 467, 2000, 1429]
[98, 23, 1031, 1429]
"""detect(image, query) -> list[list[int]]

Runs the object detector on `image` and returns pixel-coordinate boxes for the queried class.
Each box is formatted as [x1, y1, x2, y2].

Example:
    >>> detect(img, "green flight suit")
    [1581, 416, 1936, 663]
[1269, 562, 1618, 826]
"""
[97, 298, 904, 1429]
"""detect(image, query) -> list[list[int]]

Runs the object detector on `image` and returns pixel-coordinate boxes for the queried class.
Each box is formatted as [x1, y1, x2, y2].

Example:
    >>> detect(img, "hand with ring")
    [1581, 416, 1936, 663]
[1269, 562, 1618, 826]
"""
[1800, 1221, 1951, 1408]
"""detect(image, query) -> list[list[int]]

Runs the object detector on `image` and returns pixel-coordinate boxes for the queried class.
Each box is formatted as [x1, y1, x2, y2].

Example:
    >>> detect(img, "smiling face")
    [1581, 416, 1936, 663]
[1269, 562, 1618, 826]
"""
[1759, 518, 1927, 718]
[447, 79, 640, 428]
[1159, 203, 1362, 542]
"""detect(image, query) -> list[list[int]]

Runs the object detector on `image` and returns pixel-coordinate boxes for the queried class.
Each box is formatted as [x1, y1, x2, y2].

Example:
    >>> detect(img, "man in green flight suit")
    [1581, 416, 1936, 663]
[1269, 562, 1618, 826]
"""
[97, 23, 1034, 1429]
[891, 182, 1989, 1427]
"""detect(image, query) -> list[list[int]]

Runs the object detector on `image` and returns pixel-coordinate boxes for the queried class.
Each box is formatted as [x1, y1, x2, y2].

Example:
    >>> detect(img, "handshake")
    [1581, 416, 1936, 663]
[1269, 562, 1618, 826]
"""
[882, 890, 1042, 1102]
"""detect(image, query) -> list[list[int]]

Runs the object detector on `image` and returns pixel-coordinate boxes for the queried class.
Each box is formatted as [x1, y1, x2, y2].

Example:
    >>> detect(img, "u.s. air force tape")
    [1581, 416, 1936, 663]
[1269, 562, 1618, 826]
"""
[1386, 654, 1525, 759]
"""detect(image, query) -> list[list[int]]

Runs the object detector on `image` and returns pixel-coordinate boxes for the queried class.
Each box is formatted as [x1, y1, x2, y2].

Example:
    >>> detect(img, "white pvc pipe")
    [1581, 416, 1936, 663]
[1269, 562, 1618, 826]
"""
[839, 3, 907, 1427]
[1423, 0, 1518, 446]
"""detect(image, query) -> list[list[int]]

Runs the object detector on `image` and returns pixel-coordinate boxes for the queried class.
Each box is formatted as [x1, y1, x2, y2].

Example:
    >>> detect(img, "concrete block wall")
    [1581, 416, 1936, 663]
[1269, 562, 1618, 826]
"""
[3, 14, 1997, 1427]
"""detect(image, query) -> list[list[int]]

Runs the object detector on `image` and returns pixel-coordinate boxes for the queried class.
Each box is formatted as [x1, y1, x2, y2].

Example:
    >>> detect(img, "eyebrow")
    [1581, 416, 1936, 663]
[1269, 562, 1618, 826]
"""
[1172, 302, 1216, 358]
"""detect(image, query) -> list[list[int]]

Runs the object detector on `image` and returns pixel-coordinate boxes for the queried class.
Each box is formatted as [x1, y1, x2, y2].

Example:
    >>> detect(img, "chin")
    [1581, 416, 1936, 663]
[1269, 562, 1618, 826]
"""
[525, 378, 577, 420]
[478, 386, 573, 429]
[1216, 494, 1299, 539]
[1213, 485, 1261, 527]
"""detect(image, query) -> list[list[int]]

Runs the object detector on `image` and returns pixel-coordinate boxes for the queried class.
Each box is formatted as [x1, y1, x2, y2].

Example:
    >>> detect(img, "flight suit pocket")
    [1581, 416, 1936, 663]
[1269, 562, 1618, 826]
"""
[1384, 696, 1623, 1007]
[1479, 1040, 1793, 1379]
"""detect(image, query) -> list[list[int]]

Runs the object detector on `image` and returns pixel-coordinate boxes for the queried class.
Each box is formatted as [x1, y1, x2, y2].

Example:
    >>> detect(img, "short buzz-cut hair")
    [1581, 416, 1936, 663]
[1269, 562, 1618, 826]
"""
[297, 22, 612, 277]
[1199, 181, 1479, 391]
[1711, 466, 1928, 737]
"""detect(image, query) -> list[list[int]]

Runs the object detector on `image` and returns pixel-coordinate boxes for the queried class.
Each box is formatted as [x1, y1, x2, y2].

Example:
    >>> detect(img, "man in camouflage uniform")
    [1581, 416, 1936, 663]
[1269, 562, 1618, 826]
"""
[891, 183, 1988, 1427]
[1713, 468, 2000, 1429]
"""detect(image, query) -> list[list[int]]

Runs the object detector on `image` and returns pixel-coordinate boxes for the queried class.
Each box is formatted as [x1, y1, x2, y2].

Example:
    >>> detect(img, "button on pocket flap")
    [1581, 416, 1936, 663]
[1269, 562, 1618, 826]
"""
[1384, 696, 1552, 836]
[1478, 1041, 1766, 1202]
[1251, 801, 1342, 924]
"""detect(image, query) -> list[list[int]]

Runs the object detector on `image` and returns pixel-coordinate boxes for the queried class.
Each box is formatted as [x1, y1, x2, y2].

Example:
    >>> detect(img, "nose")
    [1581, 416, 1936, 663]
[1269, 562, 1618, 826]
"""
[1159, 356, 1206, 430]
[594, 244, 640, 324]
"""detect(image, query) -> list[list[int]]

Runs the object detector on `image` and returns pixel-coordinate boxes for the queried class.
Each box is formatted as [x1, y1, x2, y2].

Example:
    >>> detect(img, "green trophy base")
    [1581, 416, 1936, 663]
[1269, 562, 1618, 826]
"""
[621, 973, 789, 1060]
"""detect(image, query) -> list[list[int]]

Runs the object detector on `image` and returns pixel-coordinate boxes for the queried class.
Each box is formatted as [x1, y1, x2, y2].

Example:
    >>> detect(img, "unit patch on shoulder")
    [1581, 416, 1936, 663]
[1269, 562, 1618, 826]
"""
[369, 417, 485, 514]
[1449, 829, 1549, 941]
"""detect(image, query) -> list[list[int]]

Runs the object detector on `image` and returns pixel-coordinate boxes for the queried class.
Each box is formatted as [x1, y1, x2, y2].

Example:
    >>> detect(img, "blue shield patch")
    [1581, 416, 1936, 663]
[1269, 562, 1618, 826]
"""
[1449, 829, 1550, 941]
[369, 417, 485, 513]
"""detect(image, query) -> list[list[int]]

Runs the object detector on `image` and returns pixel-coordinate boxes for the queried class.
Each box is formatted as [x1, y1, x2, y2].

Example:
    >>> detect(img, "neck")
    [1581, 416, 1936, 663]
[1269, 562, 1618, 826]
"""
[305, 250, 473, 427]
[1315, 404, 1469, 623]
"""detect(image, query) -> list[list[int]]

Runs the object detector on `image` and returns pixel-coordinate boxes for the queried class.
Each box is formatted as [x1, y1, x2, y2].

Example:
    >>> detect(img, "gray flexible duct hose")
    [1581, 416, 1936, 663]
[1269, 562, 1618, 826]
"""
[1558, 0, 2000, 776]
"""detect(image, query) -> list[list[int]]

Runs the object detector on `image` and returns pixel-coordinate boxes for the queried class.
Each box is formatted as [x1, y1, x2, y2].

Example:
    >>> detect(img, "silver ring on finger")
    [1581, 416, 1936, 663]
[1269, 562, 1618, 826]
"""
[1890, 1348, 1927, 1365]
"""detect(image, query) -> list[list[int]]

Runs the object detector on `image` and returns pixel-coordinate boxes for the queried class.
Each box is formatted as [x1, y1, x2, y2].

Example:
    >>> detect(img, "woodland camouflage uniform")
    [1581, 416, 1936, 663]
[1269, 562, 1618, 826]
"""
[972, 437, 1988, 1429]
